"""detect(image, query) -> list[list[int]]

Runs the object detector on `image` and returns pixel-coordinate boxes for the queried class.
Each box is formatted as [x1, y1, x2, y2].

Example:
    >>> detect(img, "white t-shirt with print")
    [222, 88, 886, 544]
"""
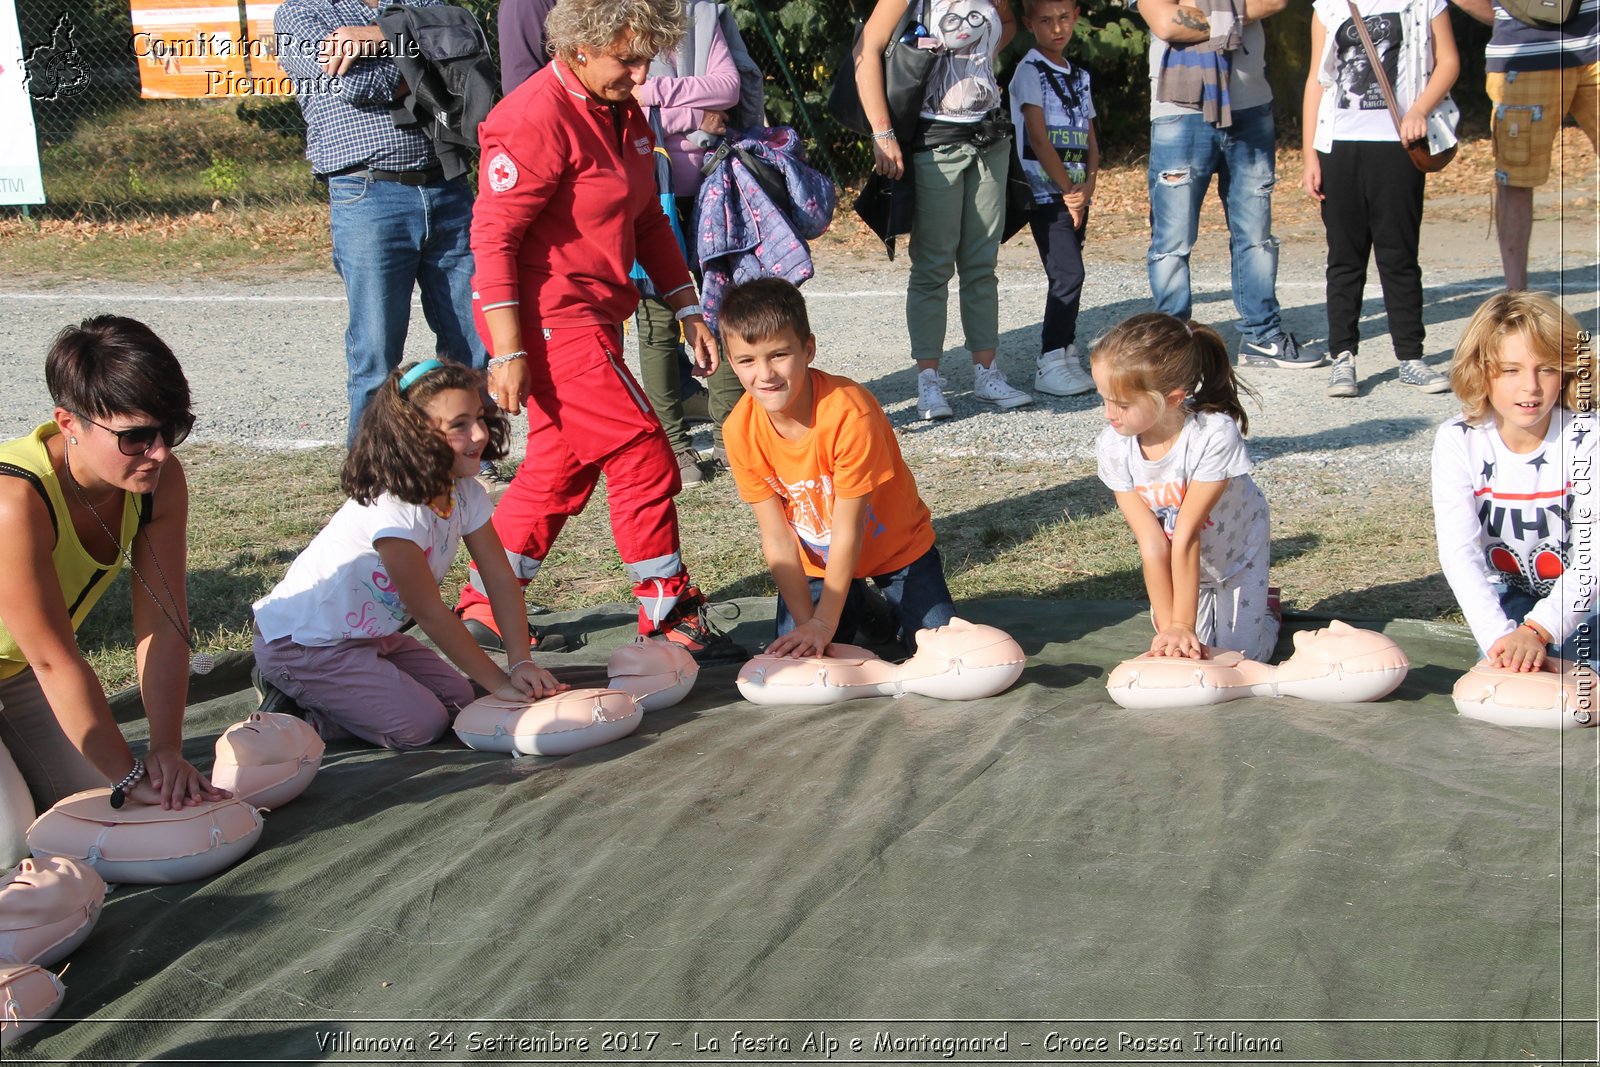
[1431, 407, 1597, 652]
[1315, 0, 1446, 142]
[253, 477, 493, 646]
[905, 0, 1004, 123]
[1008, 49, 1095, 202]
[1096, 410, 1270, 586]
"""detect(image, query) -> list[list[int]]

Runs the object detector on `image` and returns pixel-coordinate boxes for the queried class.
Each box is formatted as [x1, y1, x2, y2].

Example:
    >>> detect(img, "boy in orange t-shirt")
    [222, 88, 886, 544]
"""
[720, 279, 955, 658]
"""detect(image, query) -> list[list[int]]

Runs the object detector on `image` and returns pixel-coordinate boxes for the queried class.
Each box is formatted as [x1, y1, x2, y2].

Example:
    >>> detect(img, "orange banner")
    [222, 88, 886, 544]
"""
[130, 0, 292, 98]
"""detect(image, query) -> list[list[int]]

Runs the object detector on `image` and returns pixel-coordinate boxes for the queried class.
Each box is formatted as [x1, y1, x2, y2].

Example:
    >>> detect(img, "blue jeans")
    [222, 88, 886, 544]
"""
[1497, 587, 1599, 667]
[1146, 103, 1282, 343]
[327, 174, 486, 446]
[774, 545, 955, 655]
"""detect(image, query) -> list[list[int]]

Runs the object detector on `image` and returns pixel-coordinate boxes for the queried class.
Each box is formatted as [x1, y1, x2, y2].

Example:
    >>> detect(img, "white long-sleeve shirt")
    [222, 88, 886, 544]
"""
[1431, 408, 1597, 651]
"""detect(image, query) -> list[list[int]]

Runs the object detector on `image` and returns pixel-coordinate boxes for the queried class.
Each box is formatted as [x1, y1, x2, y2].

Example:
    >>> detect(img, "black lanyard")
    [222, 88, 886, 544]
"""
[1032, 59, 1080, 115]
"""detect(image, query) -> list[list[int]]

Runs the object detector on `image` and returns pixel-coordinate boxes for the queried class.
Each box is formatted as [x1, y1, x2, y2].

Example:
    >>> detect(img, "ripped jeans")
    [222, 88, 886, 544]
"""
[1146, 103, 1282, 344]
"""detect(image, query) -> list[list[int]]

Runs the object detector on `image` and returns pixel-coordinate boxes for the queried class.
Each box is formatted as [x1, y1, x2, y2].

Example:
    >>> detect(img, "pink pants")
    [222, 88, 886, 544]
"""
[252, 630, 474, 749]
[458, 323, 690, 632]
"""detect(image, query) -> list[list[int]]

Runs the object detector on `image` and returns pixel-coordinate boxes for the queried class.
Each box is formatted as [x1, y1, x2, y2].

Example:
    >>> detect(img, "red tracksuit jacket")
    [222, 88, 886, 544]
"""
[471, 59, 693, 328]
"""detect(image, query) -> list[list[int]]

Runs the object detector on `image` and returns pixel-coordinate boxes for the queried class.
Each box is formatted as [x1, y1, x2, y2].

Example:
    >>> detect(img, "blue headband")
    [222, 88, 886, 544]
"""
[398, 359, 445, 394]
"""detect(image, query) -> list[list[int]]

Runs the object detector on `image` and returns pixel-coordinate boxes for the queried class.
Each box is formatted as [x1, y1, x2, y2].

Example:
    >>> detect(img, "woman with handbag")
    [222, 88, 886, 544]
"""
[1302, 0, 1460, 399]
[856, 0, 1034, 421]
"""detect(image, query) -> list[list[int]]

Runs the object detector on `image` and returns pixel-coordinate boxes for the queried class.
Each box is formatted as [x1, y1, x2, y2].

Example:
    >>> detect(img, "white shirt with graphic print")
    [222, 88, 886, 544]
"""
[1431, 407, 1597, 652]
[253, 477, 493, 646]
[1313, 0, 1447, 144]
[905, 0, 1005, 123]
[1007, 49, 1095, 203]
[1096, 410, 1270, 587]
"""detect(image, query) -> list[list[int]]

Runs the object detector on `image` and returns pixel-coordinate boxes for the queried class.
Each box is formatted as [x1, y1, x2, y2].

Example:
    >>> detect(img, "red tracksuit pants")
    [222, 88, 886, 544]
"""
[456, 323, 690, 633]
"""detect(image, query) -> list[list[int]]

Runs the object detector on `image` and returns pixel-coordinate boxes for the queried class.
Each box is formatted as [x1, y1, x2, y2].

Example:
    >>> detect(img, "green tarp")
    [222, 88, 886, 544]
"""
[10, 599, 1598, 1065]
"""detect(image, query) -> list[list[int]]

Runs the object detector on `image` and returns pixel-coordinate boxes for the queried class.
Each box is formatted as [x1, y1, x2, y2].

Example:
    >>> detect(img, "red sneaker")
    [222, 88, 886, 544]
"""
[649, 587, 748, 664]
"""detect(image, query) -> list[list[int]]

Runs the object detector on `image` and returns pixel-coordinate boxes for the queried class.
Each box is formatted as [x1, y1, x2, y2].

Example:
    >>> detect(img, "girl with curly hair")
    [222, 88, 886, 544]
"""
[252, 361, 564, 749]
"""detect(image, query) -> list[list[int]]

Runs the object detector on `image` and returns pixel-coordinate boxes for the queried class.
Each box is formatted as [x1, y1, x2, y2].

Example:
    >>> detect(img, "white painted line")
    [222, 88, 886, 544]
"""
[0, 274, 1591, 304]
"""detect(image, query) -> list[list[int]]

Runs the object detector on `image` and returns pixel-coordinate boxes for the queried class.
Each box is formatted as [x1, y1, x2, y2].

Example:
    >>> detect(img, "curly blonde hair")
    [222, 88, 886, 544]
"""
[1450, 291, 1593, 424]
[545, 0, 686, 63]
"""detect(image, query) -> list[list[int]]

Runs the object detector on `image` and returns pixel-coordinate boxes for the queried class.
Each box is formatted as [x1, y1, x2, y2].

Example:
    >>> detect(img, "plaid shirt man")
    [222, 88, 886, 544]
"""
[274, 0, 438, 175]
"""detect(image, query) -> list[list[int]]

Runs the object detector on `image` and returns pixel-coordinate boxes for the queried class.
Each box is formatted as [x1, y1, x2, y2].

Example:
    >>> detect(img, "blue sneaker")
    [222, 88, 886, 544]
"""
[1237, 333, 1324, 369]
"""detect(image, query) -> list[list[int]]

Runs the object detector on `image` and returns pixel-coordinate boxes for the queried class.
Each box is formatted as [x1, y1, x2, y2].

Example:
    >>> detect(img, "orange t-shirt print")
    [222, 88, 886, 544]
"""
[725, 370, 935, 579]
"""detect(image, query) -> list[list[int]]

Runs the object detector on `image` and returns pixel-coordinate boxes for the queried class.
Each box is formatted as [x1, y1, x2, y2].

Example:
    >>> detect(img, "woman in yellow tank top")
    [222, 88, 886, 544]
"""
[0, 316, 227, 852]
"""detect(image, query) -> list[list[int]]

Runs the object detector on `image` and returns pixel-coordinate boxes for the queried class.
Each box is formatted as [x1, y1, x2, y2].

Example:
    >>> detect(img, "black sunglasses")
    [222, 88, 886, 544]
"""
[80, 413, 195, 456]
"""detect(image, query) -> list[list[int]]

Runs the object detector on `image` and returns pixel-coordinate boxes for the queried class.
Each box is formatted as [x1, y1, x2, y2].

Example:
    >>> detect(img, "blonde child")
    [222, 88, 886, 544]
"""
[1431, 292, 1596, 670]
[252, 360, 564, 748]
[1092, 313, 1277, 661]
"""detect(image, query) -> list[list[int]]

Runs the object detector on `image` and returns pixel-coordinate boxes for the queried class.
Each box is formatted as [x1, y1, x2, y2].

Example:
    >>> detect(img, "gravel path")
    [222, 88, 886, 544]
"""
[3, 199, 1594, 508]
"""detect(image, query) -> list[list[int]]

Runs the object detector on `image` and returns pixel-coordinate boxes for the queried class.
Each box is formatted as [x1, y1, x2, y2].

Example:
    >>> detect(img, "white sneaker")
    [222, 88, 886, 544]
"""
[1035, 345, 1094, 397]
[973, 363, 1033, 410]
[917, 368, 953, 420]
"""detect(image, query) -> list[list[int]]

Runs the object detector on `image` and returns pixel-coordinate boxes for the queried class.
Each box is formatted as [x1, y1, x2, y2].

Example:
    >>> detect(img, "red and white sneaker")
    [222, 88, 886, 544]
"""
[648, 587, 748, 664]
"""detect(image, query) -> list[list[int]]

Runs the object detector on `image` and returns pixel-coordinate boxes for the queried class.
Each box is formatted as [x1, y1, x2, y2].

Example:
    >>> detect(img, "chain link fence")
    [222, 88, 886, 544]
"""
[11, 0, 1489, 223]
[11, 0, 877, 222]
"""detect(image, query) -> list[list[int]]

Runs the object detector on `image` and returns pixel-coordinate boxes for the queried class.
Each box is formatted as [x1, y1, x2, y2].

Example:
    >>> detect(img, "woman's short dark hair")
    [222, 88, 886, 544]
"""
[45, 315, 192, 424]
[342, 360, 510, 506]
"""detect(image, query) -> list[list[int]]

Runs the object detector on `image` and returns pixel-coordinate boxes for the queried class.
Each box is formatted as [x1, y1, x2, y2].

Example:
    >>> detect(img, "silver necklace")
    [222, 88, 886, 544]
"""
[62, 446, 214, 675]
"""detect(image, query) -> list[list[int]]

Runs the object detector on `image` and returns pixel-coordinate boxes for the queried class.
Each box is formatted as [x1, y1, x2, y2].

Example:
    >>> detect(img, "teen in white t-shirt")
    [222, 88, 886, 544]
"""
[1303, 0, 1460, 397]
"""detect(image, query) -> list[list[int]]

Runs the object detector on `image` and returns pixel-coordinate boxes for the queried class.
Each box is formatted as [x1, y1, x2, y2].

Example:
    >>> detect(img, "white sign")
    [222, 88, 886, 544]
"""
[0, 0, 47, 205]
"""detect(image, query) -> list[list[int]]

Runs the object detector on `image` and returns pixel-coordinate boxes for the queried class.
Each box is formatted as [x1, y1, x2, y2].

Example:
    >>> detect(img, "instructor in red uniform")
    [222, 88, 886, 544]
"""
[458, 0, 744, 662]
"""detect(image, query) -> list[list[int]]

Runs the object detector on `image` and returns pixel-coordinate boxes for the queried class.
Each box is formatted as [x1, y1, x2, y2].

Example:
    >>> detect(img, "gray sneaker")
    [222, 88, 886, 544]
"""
[1397, 359, 1451, 393]
[1238, 332, 1325, 369]
[251, 665, 304, 718]
[1326, 351, 1358, 398]
[674, 445, 705, 487]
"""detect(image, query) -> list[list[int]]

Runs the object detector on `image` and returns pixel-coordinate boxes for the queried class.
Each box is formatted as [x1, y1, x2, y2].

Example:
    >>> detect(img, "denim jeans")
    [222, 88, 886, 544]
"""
[1146, 103, 1282, 343]
[327, 174, 486, 446]
[1497, 587, 1598, 667]
[774, 545, 955, 655]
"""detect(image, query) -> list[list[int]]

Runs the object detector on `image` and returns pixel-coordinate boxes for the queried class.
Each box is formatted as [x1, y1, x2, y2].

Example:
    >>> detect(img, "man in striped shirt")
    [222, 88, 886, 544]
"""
[1452, 0, 1598, 289]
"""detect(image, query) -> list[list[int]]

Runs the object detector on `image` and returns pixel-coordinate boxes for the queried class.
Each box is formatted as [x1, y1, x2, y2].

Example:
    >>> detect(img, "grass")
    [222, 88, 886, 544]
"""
[75, 444, 1457, 693]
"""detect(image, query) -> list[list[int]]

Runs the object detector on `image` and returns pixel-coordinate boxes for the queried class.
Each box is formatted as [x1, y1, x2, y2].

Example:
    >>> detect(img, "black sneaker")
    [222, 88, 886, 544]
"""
[650, 587, 748, 664]
[251, 665, 304, 718]
[462, 611, 568, 653]
[1237, 332, 1325, 369]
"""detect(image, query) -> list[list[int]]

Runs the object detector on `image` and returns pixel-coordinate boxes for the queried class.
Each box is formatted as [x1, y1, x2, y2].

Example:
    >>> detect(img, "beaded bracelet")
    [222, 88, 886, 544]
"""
[871, 129, 896, 142]
[488, 351, 527, 369]
[109, 758, 145, 810]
